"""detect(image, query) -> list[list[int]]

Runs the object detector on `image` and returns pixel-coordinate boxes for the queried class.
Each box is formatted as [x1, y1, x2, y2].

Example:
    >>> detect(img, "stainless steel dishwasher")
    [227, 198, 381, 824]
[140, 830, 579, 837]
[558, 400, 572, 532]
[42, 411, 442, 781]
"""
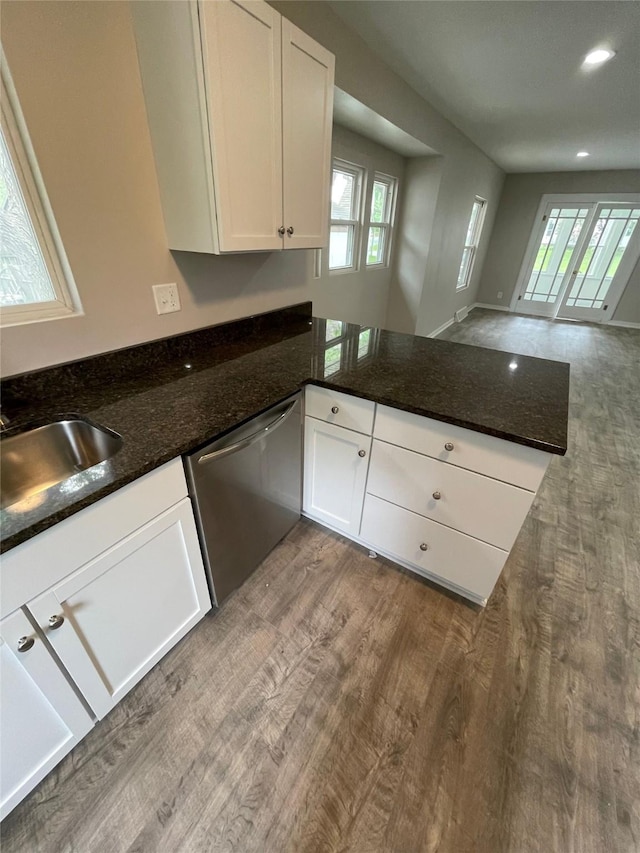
[185, 394, 301, 606]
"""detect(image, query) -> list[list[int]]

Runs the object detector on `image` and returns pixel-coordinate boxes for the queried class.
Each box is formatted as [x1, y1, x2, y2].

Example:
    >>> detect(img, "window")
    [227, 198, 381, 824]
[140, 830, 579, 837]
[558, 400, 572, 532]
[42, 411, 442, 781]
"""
[366, 174, 396, 267]
[457, 196, 487, 290]
[0, 57, 80, 326]
[329, 161, 363, 271]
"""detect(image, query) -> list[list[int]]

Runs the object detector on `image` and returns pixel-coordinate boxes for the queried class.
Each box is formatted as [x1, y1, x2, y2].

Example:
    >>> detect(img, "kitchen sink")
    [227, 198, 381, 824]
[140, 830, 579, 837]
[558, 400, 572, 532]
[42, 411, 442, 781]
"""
[0, 418, 123, 510]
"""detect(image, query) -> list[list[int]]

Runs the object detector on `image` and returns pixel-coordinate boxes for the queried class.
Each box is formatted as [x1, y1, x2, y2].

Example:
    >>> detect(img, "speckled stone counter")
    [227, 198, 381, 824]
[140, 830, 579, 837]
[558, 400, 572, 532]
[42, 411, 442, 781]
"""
[0, 304, 569, 552]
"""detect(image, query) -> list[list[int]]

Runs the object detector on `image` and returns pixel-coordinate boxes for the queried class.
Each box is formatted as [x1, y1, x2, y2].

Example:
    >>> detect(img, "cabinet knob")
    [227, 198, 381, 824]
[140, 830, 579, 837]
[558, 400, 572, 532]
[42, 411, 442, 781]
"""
[331, 406, 339, 414]
[286, 226, 294, 236]
[278, 226, 286, 236]
[17, 635, 35, 653]
[419, 543, 429, 552]
[48, 614, 65, 630]
[358, 449, 366, 458]
[432, 490, 442, 500]
[444, 442, 454, 452]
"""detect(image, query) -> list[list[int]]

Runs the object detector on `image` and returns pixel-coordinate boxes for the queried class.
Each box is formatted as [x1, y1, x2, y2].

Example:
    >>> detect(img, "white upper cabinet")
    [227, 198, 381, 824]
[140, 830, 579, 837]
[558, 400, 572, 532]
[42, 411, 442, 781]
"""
[132, 0, 334, 254]
[281, 20, 333, 249]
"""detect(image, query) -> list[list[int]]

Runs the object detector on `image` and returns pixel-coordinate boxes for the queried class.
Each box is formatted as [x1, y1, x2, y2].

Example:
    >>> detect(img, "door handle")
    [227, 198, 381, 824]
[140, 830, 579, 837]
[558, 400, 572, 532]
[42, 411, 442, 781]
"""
[197, 399, 298, 465]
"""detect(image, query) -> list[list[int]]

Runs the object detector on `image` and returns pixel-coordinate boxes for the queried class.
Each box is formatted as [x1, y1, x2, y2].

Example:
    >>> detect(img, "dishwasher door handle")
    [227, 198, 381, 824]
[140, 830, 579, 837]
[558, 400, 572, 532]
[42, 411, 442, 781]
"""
[197, 399, 299, 465]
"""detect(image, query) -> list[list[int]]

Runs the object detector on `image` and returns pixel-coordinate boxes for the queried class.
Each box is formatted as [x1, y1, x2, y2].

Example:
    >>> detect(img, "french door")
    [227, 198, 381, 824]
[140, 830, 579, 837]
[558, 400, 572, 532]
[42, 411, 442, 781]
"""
[514, 197, 640, 323]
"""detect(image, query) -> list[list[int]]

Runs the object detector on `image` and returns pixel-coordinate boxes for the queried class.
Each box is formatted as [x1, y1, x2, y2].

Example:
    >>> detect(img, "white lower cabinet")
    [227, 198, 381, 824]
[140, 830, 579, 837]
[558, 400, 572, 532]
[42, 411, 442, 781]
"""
[27, 499, 210, 720]
[0, 460, 211, 817]
[360, 495, 508, 602]
[302, 386, 552, 605]
[303, 417, 371, 536]
[0, 608, 94, 820]
[367, 439, 535, 551]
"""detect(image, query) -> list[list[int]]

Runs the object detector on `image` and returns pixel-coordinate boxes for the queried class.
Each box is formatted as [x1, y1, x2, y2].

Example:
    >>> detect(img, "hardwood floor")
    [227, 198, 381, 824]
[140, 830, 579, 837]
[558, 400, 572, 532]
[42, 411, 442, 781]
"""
[2, 309, 638, 852]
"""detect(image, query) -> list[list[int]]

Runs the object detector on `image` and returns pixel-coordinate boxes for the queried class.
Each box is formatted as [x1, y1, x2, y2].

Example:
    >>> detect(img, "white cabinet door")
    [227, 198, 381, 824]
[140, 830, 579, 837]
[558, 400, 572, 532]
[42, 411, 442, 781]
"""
[303, 417, 371, 536]
[0, 609, 93, 820]
[200, 0, 284, 251]
[133, 0, 334, 254]
[27, 499, 211, 720]
[281, 19, 334, 250]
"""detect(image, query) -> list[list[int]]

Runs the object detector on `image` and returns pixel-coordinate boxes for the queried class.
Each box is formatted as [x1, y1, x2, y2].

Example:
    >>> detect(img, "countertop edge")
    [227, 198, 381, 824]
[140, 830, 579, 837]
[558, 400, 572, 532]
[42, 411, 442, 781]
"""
[1, 375, 568, 555]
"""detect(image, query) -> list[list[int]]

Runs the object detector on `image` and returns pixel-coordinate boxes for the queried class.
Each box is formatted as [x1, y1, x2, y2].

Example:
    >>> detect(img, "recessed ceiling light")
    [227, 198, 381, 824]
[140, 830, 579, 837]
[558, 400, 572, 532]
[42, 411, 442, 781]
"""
[583, 48, 616, 67]
[577, 151, 590, 158]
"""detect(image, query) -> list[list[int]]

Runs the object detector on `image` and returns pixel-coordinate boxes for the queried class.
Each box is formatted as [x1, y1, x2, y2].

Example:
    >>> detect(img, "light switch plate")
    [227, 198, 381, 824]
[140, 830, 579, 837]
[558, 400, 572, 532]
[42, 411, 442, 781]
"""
[153, 283, 181, 315]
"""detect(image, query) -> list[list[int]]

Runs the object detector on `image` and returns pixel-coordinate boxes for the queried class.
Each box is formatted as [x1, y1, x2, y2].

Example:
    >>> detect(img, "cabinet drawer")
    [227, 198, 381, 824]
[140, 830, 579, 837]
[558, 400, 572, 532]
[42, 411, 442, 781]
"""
[374, 405, 550, 491]
[305, 385, 375, 435]
[367, 440, 534, 550]
[360, 494, 507, 603]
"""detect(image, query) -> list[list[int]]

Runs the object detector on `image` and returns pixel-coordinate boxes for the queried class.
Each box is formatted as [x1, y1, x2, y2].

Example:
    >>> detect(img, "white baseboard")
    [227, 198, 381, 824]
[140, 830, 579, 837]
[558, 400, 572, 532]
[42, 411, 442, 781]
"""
[427, 317, 455, 338]
[607, 319, 640, 329]
[471, 302, 510, 313]
[454, 305, 470, 323]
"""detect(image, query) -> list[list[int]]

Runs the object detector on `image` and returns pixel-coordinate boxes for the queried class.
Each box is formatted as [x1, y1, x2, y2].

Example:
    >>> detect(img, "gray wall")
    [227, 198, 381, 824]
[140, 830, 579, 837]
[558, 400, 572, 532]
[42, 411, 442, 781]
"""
[386, 157, 442, 333]
[2, 0, 505, 377]
[1, 1, 310, 377]
[269, 0, 504, 337]
[414, 155, 504, 336]
[477, 170, 640, 323]
[313, 125, 406, 327]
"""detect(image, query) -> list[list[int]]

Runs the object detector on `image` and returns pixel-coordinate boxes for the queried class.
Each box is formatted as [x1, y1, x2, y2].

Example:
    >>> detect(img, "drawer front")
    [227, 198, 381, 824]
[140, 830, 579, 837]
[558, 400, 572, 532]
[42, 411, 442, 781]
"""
[367, 440, 534, 550]
[360, 494, 507, 602]
[305, 385, 375, 435]
[374, 405, 550, 492]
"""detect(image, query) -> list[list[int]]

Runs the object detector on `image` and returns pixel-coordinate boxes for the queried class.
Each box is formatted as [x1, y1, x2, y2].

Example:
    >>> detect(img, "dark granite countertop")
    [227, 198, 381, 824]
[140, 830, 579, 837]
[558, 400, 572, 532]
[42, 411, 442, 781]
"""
[0, 305, 569, 553]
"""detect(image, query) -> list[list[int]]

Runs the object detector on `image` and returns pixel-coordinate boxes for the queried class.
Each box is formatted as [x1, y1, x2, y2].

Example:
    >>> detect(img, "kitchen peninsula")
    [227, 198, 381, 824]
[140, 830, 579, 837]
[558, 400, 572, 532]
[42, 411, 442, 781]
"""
[1, 302, 569, 554]
[0, 301, 569, 817]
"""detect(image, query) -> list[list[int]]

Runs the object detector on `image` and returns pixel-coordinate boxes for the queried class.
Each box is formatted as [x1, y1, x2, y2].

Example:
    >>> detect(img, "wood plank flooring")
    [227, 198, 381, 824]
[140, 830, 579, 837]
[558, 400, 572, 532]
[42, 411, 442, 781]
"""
[2, 309, 638, 852]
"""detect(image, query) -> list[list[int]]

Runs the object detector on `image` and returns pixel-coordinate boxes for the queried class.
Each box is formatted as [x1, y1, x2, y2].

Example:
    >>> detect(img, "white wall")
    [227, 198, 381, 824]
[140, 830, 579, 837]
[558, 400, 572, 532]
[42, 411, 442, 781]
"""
[476, 170, 640, 322]
[312, 124, 405, 326]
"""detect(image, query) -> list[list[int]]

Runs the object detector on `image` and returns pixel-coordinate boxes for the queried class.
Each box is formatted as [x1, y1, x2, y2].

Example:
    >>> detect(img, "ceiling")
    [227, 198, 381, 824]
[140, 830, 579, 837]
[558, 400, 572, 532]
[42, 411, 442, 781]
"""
[328, 1, 640, 172]
[333, 89, 438, 157]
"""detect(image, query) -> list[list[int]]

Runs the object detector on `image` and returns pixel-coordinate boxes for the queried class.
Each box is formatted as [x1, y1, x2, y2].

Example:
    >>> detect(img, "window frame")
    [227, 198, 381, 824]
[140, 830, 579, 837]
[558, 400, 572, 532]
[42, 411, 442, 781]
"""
[328, 159, 364, 274]
[456, 196, 487, 291]
[1, 54, 81, 327]
[365, 172, 397, 268]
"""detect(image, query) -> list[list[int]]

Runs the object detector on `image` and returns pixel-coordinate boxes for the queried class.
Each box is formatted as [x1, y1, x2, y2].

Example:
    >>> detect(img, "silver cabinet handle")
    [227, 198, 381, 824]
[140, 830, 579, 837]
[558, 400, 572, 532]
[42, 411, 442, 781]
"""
[444, 442, 454, 452]
[331, 406, 339, 414]
[17, 636, 34, 653]
[432, 490, 441, 500]
[419, 543, 429, 552]
[48, 615, 65, 630]
[278, 226, 285, 236]
[286, 226, 294, 236]
[358, 450, 366, 458]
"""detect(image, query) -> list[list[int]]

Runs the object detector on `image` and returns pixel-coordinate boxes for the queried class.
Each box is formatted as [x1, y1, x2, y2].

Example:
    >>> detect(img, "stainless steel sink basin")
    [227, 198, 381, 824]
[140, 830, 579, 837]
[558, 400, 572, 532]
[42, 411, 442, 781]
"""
[0, 418, 123, 510]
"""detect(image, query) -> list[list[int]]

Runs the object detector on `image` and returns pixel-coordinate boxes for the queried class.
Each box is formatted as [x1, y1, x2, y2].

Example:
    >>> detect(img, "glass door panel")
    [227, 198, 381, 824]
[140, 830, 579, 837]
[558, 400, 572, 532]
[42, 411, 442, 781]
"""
[516, 206, 590, 316]
[557, 206, 640, 321]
